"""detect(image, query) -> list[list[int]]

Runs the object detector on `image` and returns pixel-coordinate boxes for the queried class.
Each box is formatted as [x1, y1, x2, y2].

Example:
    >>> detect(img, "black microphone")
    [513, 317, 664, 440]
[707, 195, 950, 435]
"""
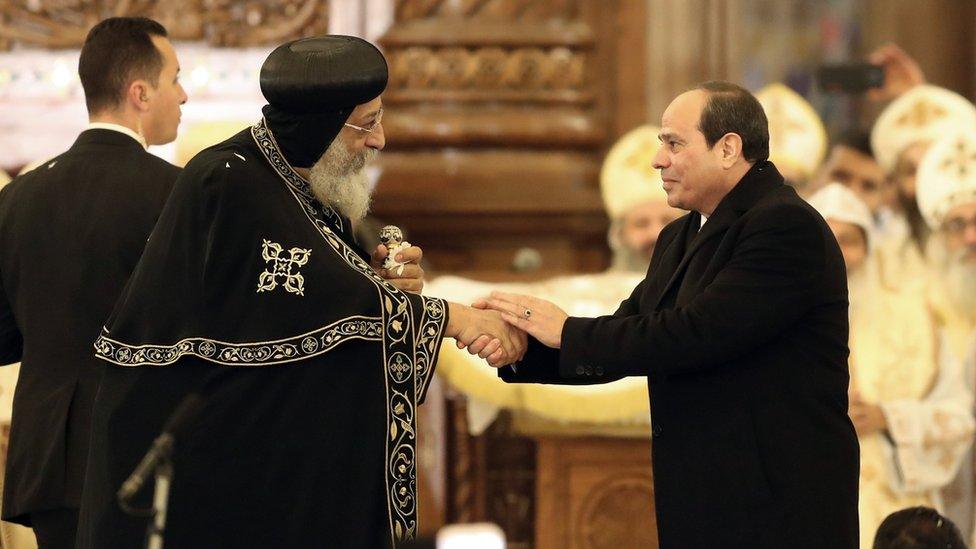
[117, 393, 206, 504]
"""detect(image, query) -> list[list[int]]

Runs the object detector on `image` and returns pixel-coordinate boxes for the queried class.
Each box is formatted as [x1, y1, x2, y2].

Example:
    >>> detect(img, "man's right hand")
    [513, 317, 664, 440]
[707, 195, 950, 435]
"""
[446, 303, 527, 367]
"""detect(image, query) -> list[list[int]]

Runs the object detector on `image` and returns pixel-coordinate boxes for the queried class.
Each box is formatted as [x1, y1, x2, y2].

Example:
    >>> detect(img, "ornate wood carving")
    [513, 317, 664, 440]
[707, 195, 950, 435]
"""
[536, 437, 657, 549]
[447, 395, 477, 523]
[387, 45, 589, 105]
[373, 0, 646, 279]
[198, 0, 329, 47]
[482, 414, 536, 549]
[0, 423, 9, 472]
[445, 402, 537, 547]
[0, 0, 329, 49]
[576, 475, 656, 548]
[394, 0, 579, 22]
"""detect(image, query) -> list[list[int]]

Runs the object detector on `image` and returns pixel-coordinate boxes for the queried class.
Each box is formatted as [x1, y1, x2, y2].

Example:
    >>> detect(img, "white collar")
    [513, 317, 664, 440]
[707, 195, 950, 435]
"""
[86, 122, 148, 149]
[699, 213, 708, 228]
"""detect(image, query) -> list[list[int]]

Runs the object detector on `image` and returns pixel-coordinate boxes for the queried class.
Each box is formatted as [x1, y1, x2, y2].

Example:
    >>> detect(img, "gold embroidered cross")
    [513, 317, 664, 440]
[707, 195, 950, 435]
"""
[940, 138, 976, 178]
[897, 100, 948, 128]
[257, 239, 312, 296]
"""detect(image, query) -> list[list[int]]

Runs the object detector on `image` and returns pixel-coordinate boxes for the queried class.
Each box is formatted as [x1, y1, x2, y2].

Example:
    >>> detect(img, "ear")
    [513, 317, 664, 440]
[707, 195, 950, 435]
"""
[126, 80, 152, 113]
[718, 132, 743, 168]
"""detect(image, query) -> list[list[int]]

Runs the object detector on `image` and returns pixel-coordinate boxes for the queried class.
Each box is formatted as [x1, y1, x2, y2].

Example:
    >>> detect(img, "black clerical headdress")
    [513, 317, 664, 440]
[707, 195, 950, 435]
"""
[260, 35, 388, 168]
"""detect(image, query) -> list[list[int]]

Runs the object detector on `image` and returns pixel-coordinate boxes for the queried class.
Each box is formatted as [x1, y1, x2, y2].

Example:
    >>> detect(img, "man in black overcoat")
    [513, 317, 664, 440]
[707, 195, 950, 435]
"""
[0, 18, 186, 547]
[477, 82, 859, 548]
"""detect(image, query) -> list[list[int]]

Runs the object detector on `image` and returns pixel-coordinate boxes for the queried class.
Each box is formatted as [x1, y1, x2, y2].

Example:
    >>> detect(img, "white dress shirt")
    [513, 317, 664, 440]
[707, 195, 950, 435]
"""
[86, 122, 147, 149]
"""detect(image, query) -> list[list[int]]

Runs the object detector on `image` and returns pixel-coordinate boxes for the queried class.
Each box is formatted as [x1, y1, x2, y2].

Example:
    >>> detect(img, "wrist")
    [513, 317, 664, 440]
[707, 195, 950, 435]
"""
[446, 302, 469, 338]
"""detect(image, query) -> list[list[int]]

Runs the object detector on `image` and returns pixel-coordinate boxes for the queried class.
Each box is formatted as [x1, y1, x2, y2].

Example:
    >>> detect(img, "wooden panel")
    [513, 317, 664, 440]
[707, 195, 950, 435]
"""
[536, 437, 657, 549]
[0, 1, 330, 49]
[645, 0, 743, 123]
[610, 0, 649, 138]
[373, 0, 647, 281]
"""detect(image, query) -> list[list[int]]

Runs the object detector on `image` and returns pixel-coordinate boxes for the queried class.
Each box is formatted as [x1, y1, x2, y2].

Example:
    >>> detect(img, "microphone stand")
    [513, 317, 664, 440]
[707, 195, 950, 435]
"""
[146, 458, 173, 549]
[118, 393, 207, 549]
[116, 437, 176, 549]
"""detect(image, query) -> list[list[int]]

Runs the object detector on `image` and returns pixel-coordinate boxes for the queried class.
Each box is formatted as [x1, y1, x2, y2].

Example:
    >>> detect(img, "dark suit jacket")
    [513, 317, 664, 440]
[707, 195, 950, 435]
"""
[0, 129, 179, 523]
[501, 161, 859, 548]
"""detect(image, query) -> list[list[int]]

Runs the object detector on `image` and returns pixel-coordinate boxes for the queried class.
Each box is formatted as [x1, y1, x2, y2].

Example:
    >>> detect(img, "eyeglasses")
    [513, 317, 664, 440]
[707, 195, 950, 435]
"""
[343, 107, 383, 134]
[942, 214, 976, 236]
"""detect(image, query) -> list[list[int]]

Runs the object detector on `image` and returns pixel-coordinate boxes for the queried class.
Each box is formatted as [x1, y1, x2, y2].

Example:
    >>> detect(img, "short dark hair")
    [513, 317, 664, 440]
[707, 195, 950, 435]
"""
[78, 17, 168, 115]
[835, 129, 874, 158]
[693, 81, 770, 163]
[873, 507, 966, 549]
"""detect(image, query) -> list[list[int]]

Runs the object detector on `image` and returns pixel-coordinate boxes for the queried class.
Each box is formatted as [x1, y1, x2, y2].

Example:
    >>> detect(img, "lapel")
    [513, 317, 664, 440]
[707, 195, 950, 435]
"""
[651, 161, 784, 309]
[647, 212, 699, 310]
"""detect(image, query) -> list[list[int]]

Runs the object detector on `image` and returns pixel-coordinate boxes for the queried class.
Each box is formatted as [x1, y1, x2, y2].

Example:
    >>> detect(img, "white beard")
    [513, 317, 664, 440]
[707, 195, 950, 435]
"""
[944, 257, 976, 321]
[929, 235, 976, 321]
[608, 220, 654, 274]
[847, 262, 871, 313]
[308, 138, 377, 222]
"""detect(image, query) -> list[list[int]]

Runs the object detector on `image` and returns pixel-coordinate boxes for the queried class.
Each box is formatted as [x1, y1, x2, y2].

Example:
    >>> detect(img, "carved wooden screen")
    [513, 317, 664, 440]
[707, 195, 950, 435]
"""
[373, 0, 644, 280]
[0, 1, 329, 49]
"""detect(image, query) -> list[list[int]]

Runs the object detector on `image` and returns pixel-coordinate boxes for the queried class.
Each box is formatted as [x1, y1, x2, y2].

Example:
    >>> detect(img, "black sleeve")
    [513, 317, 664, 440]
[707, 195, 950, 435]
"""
[497, 337, 561, 384]
[499, 217, 684, 385]
[498, 336, 624, 386]
[558, 203, 829, 379]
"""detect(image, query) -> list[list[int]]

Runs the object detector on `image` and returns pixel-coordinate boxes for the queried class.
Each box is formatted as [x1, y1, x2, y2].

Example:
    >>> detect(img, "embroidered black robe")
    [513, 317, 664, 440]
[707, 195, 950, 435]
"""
[76, 120, 448, 549]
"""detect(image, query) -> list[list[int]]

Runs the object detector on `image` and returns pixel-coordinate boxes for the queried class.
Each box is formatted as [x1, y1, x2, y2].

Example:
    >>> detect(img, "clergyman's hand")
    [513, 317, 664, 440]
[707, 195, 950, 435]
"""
[866, 43, 926, 102]
[474, 291, 567, 349]
[371, 244, 425, 294]
[848, 390, 887, 437]
[446, 303, 526, 367]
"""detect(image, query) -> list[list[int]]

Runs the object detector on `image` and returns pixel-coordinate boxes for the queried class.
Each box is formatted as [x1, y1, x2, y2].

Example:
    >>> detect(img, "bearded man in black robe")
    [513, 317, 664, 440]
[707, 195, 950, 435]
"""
[76, 36, 523, 549]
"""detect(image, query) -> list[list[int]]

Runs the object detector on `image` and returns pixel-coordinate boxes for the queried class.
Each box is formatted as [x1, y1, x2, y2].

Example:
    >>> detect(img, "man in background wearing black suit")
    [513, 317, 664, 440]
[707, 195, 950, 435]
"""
[477, 82, 859, 548]
[0, 18, 186, 547]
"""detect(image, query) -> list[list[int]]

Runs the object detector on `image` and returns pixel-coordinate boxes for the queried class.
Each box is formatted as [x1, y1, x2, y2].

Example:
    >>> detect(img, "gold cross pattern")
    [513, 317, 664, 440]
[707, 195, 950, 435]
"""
[257, 239, 312, 296]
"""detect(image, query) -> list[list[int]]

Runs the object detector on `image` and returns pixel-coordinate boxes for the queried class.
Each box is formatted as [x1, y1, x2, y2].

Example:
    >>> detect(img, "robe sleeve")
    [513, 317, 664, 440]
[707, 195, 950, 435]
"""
[410, 294, 449, 404]
[880, 332, 976, 494]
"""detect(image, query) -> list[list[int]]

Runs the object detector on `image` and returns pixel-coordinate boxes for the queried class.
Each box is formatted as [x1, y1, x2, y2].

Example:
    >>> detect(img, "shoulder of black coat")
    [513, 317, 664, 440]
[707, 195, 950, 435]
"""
[180, 133, 260, 191]
[142, 150, 182, 180]
[749, 186, 825, 230]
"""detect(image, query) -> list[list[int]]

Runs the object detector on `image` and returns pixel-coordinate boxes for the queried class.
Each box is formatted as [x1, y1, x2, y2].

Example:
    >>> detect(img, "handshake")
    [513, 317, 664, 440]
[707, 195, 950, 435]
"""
[444, 292, 569, 367]
[370, 242, 568, 367]
[371, 243, 523, 366]
[446, 301, 527, 368]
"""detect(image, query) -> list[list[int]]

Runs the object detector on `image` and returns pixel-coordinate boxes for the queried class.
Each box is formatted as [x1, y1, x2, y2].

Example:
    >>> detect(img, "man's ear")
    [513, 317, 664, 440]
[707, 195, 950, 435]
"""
[126, 80, 151, 113]
[719, 132, 743, 168]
